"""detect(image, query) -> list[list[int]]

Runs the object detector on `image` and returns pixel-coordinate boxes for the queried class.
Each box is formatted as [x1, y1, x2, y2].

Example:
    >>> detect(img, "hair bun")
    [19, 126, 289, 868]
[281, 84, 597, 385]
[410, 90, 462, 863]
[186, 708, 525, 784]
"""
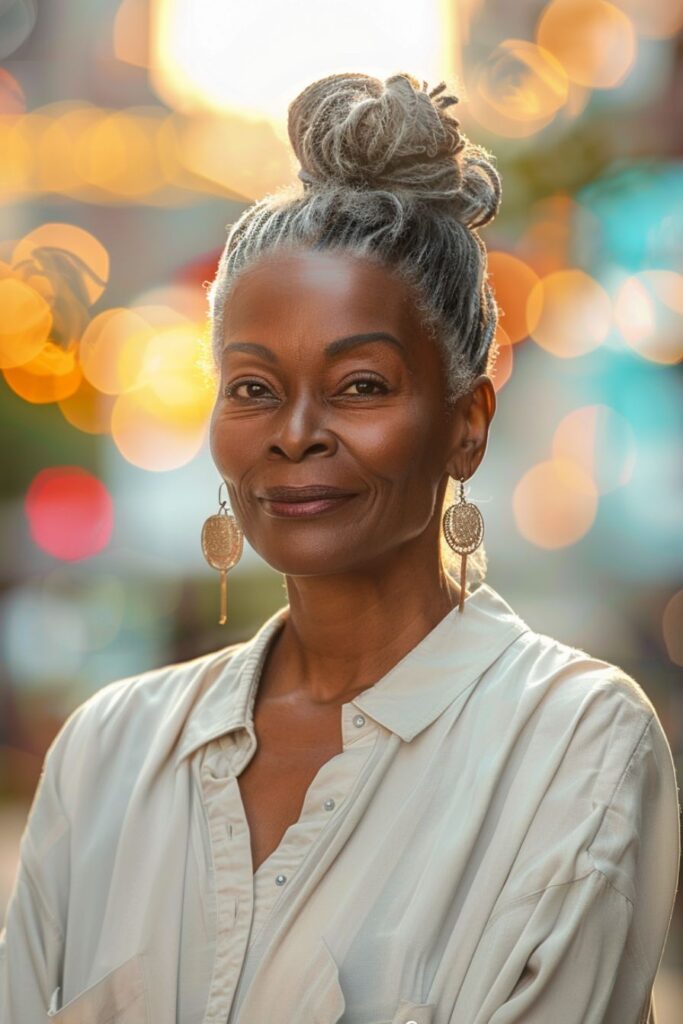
[287, 71, 501, 229]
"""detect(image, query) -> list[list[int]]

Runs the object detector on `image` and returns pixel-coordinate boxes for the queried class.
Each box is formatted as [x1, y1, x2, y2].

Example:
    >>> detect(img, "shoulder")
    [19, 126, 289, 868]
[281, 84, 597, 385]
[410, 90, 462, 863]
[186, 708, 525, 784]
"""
[491, 624, 657, 731]
[475, 625, 673, 807]
[496, 624, 679, 832]
[43, 640, 247, 814]
[477, 628, 680, 900]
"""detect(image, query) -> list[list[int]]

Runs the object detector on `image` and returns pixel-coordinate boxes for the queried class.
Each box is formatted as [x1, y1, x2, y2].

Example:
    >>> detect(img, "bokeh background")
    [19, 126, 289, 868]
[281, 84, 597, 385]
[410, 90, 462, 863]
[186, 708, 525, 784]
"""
[0, 0, 681, 1015]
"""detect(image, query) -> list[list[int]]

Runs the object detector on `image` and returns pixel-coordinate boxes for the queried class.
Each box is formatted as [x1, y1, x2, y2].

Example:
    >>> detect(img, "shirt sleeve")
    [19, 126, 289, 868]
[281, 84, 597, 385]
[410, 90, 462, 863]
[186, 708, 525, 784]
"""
[467, 711, 681, 1024]
[0, 724, 73, 1022]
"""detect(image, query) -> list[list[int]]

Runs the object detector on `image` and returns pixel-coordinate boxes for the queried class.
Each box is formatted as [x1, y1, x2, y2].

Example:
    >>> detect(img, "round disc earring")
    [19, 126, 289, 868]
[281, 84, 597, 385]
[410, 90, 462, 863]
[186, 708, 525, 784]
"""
[442, 475, 484, 613]
[201, 481, 244, 625]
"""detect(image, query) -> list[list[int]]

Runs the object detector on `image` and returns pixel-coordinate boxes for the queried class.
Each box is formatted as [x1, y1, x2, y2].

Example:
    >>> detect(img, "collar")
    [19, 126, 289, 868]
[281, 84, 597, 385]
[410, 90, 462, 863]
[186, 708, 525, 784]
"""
[175, 582, 531, 765]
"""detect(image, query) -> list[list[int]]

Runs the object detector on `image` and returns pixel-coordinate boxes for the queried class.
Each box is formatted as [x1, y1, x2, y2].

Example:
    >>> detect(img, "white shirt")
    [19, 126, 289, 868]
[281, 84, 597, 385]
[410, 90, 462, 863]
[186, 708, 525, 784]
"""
[0, 581, 679, 1024]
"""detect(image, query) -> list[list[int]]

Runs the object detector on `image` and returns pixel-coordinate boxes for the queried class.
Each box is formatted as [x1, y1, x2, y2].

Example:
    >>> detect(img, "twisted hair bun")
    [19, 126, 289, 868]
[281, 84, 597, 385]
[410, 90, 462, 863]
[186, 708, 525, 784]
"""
[288, 71, 501, 229]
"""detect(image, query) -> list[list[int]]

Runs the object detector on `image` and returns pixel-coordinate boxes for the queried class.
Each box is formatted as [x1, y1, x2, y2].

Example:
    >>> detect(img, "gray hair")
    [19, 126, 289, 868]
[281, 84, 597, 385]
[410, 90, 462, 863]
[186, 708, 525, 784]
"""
[206, 70, 503, 590]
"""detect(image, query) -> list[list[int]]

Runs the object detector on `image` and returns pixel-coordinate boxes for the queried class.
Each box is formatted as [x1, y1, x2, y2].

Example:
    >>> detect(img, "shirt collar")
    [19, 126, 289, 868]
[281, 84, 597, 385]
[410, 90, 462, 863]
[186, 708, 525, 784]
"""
[175, 582, 531, 764]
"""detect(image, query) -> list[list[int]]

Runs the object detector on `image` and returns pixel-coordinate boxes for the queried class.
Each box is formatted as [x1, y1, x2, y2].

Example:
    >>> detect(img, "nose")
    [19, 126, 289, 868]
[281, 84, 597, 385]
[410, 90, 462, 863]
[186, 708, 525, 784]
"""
[268, 391, 337, 461]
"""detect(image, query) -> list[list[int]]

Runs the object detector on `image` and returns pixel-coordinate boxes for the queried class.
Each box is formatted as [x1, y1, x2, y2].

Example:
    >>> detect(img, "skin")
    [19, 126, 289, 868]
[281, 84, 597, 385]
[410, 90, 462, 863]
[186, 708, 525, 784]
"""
[209, 247, 496, 872]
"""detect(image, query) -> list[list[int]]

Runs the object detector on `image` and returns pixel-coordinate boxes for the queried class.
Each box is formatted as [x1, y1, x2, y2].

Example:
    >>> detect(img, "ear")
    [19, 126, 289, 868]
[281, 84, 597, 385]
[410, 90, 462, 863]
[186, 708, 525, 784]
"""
[445, 375, 496, 480]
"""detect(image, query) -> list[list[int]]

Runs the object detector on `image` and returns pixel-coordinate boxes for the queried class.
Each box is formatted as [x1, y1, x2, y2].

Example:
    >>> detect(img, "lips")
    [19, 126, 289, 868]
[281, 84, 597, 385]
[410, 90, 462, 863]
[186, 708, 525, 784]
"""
[259, 485, 357, 502]
[259, 489, 358, 518]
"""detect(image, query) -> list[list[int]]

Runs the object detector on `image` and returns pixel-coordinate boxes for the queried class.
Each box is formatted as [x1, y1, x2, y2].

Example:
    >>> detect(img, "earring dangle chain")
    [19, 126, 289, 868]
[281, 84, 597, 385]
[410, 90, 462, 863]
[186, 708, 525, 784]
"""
[442, 475, 484, 614]
[200, 481, 243, 625]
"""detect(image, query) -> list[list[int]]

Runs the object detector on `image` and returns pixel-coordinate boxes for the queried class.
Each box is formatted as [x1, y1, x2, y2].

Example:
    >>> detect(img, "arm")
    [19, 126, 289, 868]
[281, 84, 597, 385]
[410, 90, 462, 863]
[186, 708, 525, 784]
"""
[467, 712, 680, 1024]
[475, 869, 648, 1024]
[0, 731, 72, 1022]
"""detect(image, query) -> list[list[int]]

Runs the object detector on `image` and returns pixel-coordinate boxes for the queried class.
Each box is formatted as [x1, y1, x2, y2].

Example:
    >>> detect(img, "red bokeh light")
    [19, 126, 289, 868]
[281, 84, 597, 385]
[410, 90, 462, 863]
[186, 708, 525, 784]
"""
[25, 466, 114, 561]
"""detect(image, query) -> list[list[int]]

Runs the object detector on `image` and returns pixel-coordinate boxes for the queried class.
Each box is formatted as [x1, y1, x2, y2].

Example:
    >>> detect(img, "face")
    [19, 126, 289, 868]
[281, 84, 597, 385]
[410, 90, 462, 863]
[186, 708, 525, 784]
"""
[210, 247, 494, 578]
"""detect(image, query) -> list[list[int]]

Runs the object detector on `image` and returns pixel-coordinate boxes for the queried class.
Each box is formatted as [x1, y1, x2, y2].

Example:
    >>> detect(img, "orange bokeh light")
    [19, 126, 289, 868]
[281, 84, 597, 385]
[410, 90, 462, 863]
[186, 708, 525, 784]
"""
[0, 275, 52, 368]
[612, 0, 683, 39]
[487, 252, 541, 345]
[614, 270, 683, 364]
[468, 39, 569, 138]
[551, 404, 637, 494]
[58, 376, 116, 435]
[513, 457, 599, 548]
[3, 339, 83, 403]
[75, 108, 165, 198]
[527, 269, 611, 357]
[111, 385, 209, 471]
[536, 0, 637, 89]
[79, 308, 152, 395]
[12, 222, 109, 306]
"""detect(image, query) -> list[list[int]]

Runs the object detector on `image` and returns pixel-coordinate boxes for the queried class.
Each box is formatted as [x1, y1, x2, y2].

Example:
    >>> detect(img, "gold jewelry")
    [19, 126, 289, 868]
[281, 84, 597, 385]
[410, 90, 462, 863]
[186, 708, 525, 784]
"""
[442, 475, 484, 614]
[201, 481, 243, 625]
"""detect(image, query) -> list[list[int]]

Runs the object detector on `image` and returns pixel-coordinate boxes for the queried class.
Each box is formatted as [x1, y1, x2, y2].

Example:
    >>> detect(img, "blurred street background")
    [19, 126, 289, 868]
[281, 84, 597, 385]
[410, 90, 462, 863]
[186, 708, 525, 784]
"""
[0, 1, 681, 1016]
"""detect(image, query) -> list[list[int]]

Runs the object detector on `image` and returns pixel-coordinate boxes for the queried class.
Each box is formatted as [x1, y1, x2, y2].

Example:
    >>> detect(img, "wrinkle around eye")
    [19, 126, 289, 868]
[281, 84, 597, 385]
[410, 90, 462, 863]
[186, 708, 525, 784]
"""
[222, 376, 392, 402]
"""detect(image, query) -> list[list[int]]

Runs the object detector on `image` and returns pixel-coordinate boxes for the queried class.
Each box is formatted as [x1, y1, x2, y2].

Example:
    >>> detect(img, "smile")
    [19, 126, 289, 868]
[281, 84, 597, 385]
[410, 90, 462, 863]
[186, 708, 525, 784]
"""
[259, 495, 357, 518]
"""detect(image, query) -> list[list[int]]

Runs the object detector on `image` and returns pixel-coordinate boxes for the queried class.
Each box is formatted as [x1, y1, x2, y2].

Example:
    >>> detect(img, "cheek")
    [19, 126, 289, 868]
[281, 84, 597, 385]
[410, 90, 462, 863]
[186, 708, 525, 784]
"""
[348, 404, 443, 482]
[209, 406, 259, 476]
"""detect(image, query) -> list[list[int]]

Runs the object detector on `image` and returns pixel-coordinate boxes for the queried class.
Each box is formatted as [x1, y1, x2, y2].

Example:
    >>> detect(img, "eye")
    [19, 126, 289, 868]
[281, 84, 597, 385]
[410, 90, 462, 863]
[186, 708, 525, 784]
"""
[223, 375, 390, 401]
[223, 380, 275, 400]
[340, 375, 390, 397]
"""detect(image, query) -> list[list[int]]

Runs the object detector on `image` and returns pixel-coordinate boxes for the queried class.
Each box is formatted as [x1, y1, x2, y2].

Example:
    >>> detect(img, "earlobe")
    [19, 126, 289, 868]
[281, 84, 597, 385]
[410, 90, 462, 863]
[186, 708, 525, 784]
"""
[467, 440, 488, 478]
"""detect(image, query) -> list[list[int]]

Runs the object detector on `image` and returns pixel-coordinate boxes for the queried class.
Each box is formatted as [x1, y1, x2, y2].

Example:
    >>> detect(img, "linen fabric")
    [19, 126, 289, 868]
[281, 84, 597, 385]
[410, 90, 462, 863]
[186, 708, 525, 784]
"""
[0, 582, 679, 1024]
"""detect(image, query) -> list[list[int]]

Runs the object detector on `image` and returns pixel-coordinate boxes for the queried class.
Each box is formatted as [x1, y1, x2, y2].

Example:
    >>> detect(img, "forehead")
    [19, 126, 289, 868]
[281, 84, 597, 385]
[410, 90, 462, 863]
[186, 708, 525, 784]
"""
[222, 248, 421, 340]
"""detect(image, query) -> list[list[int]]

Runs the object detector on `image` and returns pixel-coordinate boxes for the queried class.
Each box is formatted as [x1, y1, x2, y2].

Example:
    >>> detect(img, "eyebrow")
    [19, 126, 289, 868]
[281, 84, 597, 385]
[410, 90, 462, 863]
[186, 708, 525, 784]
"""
[222, 332, 408, 364]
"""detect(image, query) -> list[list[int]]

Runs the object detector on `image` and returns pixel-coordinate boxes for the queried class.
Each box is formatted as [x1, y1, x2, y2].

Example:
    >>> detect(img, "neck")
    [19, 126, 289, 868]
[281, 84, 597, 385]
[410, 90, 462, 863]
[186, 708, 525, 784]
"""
[264, 551, 463, 708]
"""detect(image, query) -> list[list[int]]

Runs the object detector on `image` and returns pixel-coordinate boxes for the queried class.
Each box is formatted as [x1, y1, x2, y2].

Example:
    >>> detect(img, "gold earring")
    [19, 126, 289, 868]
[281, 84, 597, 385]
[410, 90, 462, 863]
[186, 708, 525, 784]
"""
[442, 475, 484, 614]
[201, 481, 243, 625]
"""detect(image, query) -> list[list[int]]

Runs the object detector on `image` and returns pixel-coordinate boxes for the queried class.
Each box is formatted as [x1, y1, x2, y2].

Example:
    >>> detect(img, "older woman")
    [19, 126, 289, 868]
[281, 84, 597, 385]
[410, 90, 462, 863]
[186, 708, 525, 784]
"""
[1, 72, 679, 1024]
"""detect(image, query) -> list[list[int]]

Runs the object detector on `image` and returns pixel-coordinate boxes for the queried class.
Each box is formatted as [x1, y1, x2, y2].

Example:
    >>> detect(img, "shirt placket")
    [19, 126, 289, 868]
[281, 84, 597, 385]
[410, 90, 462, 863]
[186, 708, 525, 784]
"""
[224, 704, 382, 1024]
[247, 703, 379, 949]
[197, 738, 256, 1024]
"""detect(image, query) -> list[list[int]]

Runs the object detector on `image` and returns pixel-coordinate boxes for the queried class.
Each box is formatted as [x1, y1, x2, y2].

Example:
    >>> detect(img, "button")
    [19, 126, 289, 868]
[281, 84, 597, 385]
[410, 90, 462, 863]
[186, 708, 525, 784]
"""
[275, 873, 287, 886]
[323, 798, 335, 811]
[353, 714, 366, 728]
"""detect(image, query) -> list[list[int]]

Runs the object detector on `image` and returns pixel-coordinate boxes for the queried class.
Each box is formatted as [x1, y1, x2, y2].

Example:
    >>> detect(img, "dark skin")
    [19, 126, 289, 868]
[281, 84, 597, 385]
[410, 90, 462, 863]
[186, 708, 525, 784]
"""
[209, 247, 496, 873]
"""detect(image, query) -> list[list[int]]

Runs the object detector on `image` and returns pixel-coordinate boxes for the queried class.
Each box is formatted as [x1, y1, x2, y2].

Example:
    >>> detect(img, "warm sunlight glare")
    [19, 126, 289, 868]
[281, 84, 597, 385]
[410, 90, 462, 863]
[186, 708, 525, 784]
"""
[151, 0, 451, 121]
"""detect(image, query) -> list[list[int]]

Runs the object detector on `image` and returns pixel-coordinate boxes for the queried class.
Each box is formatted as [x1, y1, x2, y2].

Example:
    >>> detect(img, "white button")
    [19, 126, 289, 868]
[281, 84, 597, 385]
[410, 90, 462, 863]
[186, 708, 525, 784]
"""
[323, 798, 335, 811]
[275, 873, 287, 885]
[406, 1020, 418, 1023]
[353, 714, 366, 728]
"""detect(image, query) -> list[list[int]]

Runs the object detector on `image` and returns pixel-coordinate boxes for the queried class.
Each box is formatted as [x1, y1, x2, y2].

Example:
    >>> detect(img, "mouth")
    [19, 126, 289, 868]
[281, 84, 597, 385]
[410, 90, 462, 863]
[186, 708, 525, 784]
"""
[259, 494, 358, 518]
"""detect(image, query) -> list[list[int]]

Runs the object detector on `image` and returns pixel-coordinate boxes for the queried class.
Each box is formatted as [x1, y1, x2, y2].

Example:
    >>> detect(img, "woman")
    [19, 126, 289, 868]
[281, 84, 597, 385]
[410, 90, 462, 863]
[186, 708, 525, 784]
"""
[0, 72, 679, 1024]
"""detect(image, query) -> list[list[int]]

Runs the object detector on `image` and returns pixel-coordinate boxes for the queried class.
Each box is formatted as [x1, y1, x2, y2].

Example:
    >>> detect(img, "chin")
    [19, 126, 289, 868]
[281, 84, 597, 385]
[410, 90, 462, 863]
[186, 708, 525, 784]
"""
[256, 539, 368, 578]
[261, 554, 348, 577]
